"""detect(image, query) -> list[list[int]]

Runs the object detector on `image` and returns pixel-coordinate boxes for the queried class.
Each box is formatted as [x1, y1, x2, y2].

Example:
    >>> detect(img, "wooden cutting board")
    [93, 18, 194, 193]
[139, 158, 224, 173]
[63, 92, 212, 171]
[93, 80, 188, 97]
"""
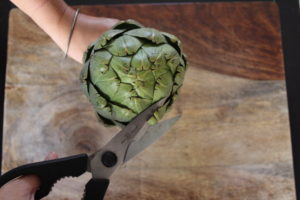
[3, 2, 295, 200]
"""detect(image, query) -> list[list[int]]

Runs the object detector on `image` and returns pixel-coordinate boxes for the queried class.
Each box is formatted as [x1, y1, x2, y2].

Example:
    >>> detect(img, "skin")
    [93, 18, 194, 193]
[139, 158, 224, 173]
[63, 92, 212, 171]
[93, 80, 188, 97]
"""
[0, 152, 58, 200]
[10, 0, 119, 63]
[0, 0, 119, 198]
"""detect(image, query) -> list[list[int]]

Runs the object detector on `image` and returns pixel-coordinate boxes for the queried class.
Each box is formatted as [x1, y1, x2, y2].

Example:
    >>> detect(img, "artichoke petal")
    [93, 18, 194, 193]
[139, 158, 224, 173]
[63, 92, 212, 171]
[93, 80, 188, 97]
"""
[147, 103, 168, 125]
[110, 56, 136, 84]
[88, 83, 112, 120]
[135, 70, 155, 99]
[94, 29, 126, 49]
[130, 97, 152, 113]
[153, 71, 173, 101]
[111, 83, 137, 105]
[125, 28, 167, 44]
[111, 104, 136, 122]
[131, 49, 151, 71]
[174, 66, 185, 86]
[142, 44, 166, 69]
[107, 35, 143, 56]
[90, 67, 120, 97]
[82, 43, 94, 63]
[135, 80, 154, 99]
[161, 31, 182, 55]
[161, 31, 179, 44]
[112, 19, 144, 30]
[96, 113, 115, 126]
[154, 103, 168, 121]
[90, 50, 112, 73]
[80, 61, 90, 97]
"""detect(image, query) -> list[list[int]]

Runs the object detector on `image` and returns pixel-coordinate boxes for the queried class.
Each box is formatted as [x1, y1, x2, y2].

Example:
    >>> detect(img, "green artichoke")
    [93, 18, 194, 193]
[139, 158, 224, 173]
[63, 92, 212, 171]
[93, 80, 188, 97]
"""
[80, 19, 187, 126]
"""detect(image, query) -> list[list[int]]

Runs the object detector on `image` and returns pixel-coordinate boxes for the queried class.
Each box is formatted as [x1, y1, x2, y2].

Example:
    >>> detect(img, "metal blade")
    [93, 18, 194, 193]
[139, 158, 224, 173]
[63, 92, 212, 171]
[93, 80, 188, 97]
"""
[88, 98, 167, 179]
[124, 115, 181, 163]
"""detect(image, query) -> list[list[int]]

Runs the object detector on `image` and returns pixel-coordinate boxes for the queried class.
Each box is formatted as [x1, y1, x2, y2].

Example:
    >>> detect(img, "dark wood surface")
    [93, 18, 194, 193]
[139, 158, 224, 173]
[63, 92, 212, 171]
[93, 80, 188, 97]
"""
[2, 2, 295, 200]
[79, 2, 284, 80]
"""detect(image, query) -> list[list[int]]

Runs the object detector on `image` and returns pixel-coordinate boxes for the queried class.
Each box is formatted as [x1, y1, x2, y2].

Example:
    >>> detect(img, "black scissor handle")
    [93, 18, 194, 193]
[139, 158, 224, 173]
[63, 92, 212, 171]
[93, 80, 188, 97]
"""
[0, 154, 88, 200]
[83, 178, 110, 200]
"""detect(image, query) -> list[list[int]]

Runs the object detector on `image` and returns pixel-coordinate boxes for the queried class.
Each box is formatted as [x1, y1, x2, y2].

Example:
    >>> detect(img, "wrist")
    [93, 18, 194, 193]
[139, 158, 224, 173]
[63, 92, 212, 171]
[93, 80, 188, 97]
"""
[69, 14, 120, 63]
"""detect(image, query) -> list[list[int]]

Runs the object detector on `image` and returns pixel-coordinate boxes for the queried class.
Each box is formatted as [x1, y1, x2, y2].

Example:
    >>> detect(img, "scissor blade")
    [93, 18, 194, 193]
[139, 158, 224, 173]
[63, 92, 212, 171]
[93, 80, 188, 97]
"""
[124, 115, 181, 163]
[103, 98, 167, 151]
[88, 98, 166, 179]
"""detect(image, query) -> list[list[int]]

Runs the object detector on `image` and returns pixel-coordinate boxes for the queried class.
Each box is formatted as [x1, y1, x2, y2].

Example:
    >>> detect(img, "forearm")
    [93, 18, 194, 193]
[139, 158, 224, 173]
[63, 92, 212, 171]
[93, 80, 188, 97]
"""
[10, 0, 72, 55]
[10, 0, 119, 63]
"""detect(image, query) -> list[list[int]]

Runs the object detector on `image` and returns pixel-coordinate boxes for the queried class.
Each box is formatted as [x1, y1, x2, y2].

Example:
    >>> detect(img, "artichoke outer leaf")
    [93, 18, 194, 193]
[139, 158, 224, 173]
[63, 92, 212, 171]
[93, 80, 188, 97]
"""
[135, 70, 155, 99]
[82, 44, 94, 63]
[90, 67, 120, 98]
[111, 104, 136, 122]
[88, 83, 112, 120]
[110, 56, 131, 74]
[171, 84, 181, 94]
[182, 54, 188, 66]
[80, 61, 90, 97]
[167, 57, 180, 74]
[153, 52, 167, 68]
[160, 44, 181, 74]
[136, 70, 155, 82]
[152, 68, 169, 79]
[112, 19, 144, 30]
[80, 60, 89, 80]
[90, 50, 112, 73]
[152, 71, 173, 102]
[161, 31, 179, 44]
[147, 103, 168, 125]
[147, 116, 157, 125]
[94, 29, 126, 49]
[161, 31, 182, 55]
[135, 80, 155, 99]
[174, 66, 185, 85]
[107, 35, 143, 56]
[131, 48, 151, 71]
[156, 70, 174, 88]
[153, 85, 171, 102]
[130, 97, 152, 113]
[109, 56, 137, 84]
[125, 28, 167, 44]
[142, 44, 164, 65]
[179, 56, 186, 67]
[111, 83, 137, 105]
[95, 113, 116, 126]
[98, 79, 120, 99]
[90, 66, 117, 83]
[161, 44, 178, 59]
[80, 80, 89, 98]
[154, 103, 168, 120]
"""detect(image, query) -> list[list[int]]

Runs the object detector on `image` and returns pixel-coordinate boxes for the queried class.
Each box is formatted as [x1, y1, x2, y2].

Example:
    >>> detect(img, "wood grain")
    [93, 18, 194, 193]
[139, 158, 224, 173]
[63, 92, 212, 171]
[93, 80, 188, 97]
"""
[3, 2, 294, 200]
[79, 2, 284, 80]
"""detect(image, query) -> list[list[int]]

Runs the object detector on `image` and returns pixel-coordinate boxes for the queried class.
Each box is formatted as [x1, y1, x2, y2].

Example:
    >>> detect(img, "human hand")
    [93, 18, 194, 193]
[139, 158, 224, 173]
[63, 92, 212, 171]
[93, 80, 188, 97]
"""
[0, 152, 58, 200]
[10, 0, 119, 63]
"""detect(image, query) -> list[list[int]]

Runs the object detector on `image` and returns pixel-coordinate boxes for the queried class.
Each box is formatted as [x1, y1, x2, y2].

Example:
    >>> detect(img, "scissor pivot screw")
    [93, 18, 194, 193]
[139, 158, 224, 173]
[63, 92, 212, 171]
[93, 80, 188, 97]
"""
[101, 151, 117, 168]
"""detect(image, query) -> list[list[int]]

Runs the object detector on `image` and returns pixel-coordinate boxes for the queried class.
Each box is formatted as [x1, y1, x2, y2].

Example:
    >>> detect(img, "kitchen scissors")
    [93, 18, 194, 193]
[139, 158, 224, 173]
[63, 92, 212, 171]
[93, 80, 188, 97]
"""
[0, 98, 180, 200]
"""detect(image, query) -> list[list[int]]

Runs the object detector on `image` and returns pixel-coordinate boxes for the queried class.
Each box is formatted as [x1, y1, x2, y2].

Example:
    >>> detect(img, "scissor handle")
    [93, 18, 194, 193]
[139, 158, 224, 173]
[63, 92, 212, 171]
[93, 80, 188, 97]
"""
[0, 154, 88, 200]
[83, 178, 110, 200]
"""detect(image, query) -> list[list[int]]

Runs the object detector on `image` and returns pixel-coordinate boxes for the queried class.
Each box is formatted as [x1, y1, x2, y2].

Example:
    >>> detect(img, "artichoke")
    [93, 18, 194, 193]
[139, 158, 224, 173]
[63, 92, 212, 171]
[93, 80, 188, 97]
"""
[80, 19, 187, 126]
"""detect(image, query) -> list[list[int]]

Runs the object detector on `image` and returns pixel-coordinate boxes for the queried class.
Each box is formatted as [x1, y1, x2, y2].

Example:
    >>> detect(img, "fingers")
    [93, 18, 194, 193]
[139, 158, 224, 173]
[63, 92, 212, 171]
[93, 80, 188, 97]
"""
[0, 175, 40, 200]
[0, 152, 59, 200]
[45, 152, 58, 160]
